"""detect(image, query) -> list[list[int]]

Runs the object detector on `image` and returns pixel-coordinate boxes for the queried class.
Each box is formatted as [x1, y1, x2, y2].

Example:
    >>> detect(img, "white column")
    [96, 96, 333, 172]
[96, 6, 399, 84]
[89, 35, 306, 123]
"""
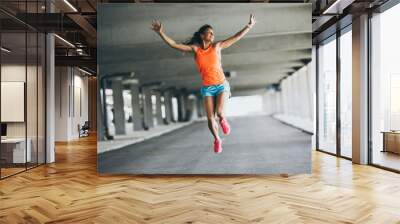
[185, 96, 196, 121]
[196, 95, 203, 118]
[163, 91, 173, 124]
[143, 87, 154, 128]
[111, 79, 126, 135]
[177, 93, 187, 122]
[352, 14, 369, 164]
[130, 83, 144, 131]
[155, 91, 164, 125]
[97, 75, 104, 140]
[45, 0, 56, 163]
[46, 32, 55, 163]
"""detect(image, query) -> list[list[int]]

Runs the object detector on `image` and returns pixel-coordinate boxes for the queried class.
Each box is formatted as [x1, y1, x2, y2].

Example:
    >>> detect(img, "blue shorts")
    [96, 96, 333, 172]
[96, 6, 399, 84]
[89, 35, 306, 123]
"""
[200, 80, 231, 98]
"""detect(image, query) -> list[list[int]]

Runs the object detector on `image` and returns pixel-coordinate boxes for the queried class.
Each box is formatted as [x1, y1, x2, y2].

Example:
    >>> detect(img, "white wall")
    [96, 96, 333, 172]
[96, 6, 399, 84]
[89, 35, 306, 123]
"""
[274, 62, 314, 121]
[268, 61, 315, 134]
[55, 67, 69, 141]
[1, 65, 28, 140]
[1, 63, 46, 163]
[72, 73, 89, 137]
[55, 67, 89, 141]
[262, 90, 278, 116]
[1, 65, 41, 137]
[226, 95, 264, 117]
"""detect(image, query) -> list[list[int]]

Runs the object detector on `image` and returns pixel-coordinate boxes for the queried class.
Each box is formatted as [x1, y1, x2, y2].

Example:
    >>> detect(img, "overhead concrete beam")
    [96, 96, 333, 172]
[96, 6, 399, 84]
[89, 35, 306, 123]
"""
[100, 49, 311, 77]
[98, 3, 310, 46]
[98, 33, 311, 64]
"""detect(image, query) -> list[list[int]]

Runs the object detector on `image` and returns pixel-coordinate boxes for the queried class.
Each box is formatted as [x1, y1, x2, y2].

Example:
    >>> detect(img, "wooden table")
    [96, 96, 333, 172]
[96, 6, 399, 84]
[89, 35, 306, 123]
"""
[381, 131, 400, 154]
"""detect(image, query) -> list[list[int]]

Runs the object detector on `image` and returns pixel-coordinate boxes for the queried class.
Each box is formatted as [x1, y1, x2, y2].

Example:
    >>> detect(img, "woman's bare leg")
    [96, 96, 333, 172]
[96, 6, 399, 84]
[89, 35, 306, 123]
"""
[215, 92, 227, 121]
[204, 96, 220, 140]
[216, 92, 231, 135]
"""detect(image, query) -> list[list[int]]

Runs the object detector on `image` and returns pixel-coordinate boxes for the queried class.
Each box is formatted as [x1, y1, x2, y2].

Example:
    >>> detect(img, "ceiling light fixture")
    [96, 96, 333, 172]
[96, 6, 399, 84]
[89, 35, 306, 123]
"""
[322, 0, 343, 14]
[78, 67, 93, 76]
[1, 47, 11, 53]
[54, 34, 75, 48]
[63, 0, 78, 12]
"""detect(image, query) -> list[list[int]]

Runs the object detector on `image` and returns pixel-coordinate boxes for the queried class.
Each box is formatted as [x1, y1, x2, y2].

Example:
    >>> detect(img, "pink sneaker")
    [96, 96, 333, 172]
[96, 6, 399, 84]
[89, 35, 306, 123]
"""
[214, 139, 223, 154]
[220, 118, 231, 135]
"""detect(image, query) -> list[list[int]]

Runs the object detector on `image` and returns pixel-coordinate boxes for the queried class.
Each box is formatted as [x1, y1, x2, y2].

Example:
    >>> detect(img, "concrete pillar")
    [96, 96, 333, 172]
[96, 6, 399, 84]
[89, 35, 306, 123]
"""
[352, 14, 369, 165]
[130, 83, 144, 131]
[44, 0, 56, 163]
[111, 79, 126, 135]
[185, 96, 197, 121]
[311, 46, 317, 151]
[155, 91, 164, 125]
[177, 94, 183, 122]
[172, 95, 178, 122]
[46, 28, 55, 163]
[99, 72, 113, 140]
[192, 97, 199, 120]
[177, 93, 187, 122]
[184, 94, 194, 121]
[163, 91, 173, 124]
[185, 95, 191, 121]
[143, 87, 154, 129]
[98, 77, 104, 140]
[196, 95, 203, 118]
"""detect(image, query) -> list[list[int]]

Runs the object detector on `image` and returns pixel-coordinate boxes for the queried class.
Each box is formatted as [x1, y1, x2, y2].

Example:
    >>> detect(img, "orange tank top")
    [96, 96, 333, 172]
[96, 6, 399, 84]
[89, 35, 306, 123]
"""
[194, 44, 226, 86]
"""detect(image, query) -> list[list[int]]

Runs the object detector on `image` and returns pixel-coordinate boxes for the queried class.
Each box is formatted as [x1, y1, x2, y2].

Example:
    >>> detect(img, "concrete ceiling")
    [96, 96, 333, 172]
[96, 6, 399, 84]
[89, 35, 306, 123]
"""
[99, 3, 311, 93]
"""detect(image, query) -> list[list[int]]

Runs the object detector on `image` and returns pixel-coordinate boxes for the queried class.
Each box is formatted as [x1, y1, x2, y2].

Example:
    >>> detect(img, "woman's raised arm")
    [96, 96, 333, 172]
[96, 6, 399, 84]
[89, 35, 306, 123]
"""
[218, 14, 256, 50]
[151, 20, 194, 52]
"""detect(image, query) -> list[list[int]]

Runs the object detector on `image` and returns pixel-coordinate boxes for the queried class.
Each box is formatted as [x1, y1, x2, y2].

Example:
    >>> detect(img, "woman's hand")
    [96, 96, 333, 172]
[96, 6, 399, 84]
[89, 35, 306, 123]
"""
[151, 20, 163, 34]
[247, 14, 256, 28]
[151, 20, 193, 52]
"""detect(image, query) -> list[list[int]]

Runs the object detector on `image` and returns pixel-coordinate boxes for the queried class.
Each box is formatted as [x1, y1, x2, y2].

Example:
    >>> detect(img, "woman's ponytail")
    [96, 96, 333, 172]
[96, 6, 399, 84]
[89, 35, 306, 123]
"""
[184, 25, 213, 45]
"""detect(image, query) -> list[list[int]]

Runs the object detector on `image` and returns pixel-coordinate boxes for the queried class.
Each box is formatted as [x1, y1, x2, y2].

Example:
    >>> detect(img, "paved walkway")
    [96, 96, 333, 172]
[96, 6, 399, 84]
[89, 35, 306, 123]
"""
[98, 120, 196, 153]
[98, 115, 312, 174]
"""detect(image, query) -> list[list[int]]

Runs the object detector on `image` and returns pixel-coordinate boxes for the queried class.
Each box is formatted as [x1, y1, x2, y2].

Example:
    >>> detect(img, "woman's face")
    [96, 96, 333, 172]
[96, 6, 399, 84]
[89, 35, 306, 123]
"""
[201, 28, 214, 42]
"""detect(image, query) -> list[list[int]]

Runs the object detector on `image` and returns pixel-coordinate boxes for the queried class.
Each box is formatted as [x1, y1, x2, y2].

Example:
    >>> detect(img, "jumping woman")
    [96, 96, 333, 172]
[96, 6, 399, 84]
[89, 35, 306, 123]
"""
[151, 14, 256, 153]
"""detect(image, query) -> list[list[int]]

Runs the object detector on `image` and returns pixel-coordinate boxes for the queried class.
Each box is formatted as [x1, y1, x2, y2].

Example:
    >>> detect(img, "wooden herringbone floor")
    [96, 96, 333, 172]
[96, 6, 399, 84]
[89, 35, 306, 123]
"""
[1, 134, 400, 224]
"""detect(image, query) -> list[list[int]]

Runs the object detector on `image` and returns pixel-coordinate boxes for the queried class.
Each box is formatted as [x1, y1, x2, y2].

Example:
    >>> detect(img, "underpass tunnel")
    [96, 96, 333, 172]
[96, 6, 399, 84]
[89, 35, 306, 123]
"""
[97, 3, 312, 143]
[99, 75, 207, 139]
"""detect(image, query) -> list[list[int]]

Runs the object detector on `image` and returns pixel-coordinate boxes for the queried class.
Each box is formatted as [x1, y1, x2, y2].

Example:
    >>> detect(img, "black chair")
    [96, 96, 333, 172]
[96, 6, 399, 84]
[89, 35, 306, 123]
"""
[79, 121, 90, 138]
